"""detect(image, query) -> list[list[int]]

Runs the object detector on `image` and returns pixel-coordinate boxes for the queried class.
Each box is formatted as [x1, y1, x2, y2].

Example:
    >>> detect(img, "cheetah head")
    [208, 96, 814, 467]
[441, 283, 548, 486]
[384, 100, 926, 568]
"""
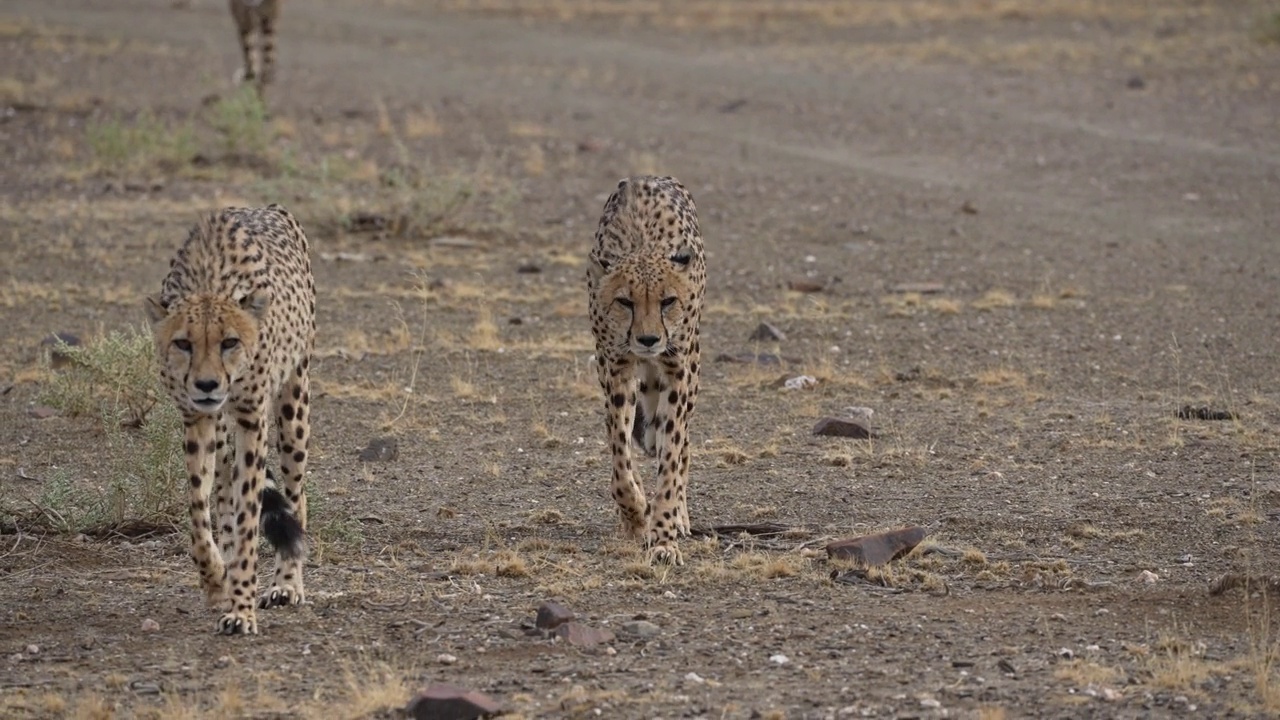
[594, 249, 698, 358]
[144, 290, 269, 415]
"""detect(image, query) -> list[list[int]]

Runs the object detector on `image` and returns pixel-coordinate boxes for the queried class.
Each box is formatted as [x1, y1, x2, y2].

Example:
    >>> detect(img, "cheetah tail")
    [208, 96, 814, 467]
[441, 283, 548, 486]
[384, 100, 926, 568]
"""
[261, 474, 306, 561]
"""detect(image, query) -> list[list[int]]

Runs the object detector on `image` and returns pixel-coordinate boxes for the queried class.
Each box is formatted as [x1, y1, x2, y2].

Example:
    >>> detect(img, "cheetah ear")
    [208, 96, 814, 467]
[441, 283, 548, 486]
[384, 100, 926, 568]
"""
[144, 294, 169, 324]
[240, 289, 271, 319]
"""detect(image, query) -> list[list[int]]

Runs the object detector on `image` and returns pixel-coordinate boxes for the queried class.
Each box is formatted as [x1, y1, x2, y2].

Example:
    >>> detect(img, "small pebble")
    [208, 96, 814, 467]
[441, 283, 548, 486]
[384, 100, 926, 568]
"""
[437, 653, 458, 665]
[769, 653, 790, 666]
[140, 618, 160, 632]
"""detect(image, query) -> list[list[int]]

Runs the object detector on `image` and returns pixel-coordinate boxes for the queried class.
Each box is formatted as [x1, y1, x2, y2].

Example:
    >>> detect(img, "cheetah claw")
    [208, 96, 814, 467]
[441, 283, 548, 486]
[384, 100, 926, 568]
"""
[646, 541, 684, 567]
[258, 585, 304, 609]
[216, 609, 259, 636]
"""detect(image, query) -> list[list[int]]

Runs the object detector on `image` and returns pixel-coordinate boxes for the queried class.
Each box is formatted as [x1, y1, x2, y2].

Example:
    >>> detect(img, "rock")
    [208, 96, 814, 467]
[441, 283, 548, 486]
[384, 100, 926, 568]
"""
[41, 332, 81, 369]
[959, 200, 978, 215]
[748, 321, 786, 342]
[358, 437, 398, 462]
[890, 282, 946, 295]
[769, 653, 790, 666]
[404, 684, 503, 720]
[812, 417, 874, 439]
[684, 671, 705, 684]
[1140, 570, 1159, 584]
[787, 280, 824, 293]
[555, 622, 615, 648]
[516, 263, 541, 274]
[436, 653, 458, 665]
[140, 618, 160, 633]
[27, 406, 58, 420]
[1126, 75, 1146, 90]
[535, 601, 575, 630]
[780, 375, 817, 391]
[718, 98, 748, 113]
[841, 406, 875, 424]
[826, 526, 927, 566]
[620, 620, 661, 638]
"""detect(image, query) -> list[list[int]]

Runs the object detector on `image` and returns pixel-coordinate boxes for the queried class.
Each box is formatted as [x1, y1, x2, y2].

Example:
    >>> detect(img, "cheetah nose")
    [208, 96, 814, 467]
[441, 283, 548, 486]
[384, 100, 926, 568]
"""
[194, 379, 220, 393]
[636, 335, 661, 348]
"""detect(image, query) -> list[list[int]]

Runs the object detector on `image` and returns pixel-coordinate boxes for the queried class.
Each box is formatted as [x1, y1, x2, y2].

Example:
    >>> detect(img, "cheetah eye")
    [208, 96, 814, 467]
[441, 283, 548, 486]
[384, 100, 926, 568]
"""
[661, 297, 677, 310]
[172, 338, 193, 353]
[669, 252, 691, 267]
[615, 297, 634, 310]
[221, 338, 241, 351]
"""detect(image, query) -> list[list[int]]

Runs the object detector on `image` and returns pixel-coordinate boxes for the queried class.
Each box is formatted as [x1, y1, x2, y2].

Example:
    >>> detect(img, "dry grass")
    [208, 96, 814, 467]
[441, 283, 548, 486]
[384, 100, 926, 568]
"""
[971, 289, 1018, 311]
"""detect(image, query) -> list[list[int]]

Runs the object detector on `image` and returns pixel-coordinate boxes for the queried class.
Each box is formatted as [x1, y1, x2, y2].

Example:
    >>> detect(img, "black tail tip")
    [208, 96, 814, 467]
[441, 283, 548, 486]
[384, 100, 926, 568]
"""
[261, 484, 306, 561]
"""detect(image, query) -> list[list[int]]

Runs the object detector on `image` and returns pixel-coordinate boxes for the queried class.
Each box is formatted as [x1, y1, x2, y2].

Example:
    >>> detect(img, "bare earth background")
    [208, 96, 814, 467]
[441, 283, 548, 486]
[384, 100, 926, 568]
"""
[2, 0, 1280, 717]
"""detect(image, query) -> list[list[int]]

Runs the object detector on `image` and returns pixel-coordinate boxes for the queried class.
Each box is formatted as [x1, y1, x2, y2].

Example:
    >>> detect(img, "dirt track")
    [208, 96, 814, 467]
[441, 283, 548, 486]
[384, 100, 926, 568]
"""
[2, 1, 1280, 717]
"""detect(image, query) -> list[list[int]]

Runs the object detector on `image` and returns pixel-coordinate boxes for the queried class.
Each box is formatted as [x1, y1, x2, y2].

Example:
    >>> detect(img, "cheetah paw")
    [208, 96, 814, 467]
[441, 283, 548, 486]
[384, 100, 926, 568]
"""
[646, 541, 684, 567]
[258, 584, 304, 609]
[216, 609, 259, 636]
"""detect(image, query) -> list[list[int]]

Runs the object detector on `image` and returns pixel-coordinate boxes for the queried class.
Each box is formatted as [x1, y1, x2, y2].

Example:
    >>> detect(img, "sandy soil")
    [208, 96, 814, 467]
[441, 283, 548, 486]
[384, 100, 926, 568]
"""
[2, 0, 1280, 717]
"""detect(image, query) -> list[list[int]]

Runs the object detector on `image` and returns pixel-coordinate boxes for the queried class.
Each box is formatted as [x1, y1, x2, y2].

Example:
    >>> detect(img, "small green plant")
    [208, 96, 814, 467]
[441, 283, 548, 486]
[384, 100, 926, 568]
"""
[85, 112, 196, 175]
[305, 483, 364, 560]
[208, 86, 272, 157]
[27, 327, 185, 533]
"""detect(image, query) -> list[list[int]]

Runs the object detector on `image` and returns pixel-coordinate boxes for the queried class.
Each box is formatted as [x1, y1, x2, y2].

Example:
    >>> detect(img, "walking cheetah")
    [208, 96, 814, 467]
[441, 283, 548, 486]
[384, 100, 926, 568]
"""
[229, 0, 281, 97]
[587, 176, 706, 565]
[145, 204, 315, 635]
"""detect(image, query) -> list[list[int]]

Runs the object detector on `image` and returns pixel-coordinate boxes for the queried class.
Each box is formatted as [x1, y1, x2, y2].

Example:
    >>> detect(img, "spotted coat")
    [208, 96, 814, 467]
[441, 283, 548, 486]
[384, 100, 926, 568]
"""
[587, 176, 706, 565]
[146, 204, 314, 635]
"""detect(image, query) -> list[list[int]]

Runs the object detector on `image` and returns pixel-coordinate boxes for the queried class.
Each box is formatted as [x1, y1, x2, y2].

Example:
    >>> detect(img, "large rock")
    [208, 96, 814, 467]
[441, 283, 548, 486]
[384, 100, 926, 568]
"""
[555, 622, 615, 648]
[535, 601, 575, 630]
[404, 684, 502, 720]
[812, 417, 874, 439]
[826, 526, 927, 566]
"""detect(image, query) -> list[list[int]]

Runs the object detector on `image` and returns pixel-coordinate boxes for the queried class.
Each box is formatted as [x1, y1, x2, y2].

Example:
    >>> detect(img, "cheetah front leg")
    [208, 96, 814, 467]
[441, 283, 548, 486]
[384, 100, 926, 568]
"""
[183, 416, 225, 608]
[603, 362, 648, 540]
[214, 414, 237, 568]
[218, 411, 268, 635]
[260, 359, 310, 609]
[646, 369, 691, 566]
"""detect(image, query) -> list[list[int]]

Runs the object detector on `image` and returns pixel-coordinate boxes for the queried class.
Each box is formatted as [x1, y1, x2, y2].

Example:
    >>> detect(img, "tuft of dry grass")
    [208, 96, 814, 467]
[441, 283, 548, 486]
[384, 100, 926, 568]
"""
[971, 289, 1017, 310]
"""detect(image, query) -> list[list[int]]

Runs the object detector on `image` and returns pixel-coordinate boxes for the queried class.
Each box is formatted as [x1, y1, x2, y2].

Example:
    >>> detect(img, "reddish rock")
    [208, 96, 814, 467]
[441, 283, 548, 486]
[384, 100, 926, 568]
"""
[27, 405, 58, 420]
[812, 417, 874, 439]
[404, 684, 502, 720]
[535, 601, 575, 630]
[555, 621, 615, 648]
[826, 526, 927, 566]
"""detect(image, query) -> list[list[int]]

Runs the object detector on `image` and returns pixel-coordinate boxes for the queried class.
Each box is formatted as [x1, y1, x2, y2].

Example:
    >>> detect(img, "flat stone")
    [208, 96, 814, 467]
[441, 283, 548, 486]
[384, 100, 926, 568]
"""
[27, 405, 58, 420]
[358, 437, 398, 462]
[715, 352, 794, 365]
[535, 601, 575, 630]
[620, 620, 661, 638]
[748, 322, 786, 342]
[812, 417, 874, 439]
[404, 684, 503, 720]
[555, 622, 615, 648]
[826, 526, 928, 566]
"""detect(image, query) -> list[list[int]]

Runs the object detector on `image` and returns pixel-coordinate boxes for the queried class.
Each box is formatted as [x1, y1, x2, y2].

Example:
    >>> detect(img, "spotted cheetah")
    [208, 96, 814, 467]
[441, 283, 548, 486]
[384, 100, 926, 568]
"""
[145, 204, 315, 635]
[229, 0, 281, 96]
[587, 176, 706, 565]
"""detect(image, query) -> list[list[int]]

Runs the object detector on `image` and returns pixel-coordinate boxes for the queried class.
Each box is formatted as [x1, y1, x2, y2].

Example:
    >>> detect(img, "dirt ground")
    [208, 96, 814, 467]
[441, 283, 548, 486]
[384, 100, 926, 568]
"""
[2, 0, 1280, 717]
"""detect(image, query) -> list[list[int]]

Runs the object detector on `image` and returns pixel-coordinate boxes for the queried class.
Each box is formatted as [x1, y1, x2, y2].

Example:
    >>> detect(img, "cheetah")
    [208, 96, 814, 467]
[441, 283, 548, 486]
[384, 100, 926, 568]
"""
[587, 176, 706, 565]
[229, 0, 281, 97]
[145, 204, 315, 635]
